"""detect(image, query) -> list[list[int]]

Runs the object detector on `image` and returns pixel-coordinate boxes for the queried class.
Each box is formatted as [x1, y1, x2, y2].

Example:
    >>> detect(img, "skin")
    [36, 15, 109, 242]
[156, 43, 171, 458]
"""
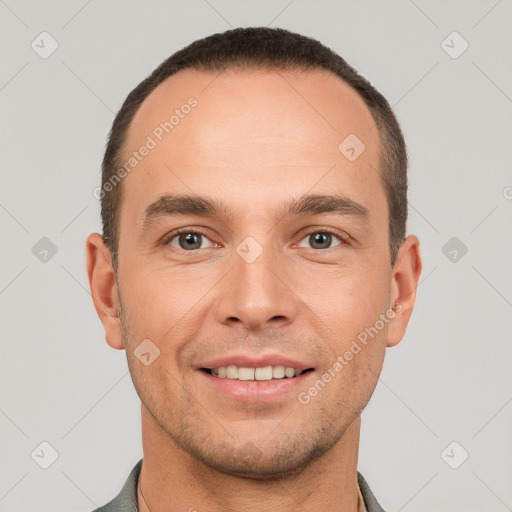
[86, 67, 422, 512]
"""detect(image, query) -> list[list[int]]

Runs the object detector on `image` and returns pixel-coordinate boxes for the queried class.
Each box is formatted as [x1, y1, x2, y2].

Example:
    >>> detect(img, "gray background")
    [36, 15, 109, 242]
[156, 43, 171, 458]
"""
[1, 0, 511, 511]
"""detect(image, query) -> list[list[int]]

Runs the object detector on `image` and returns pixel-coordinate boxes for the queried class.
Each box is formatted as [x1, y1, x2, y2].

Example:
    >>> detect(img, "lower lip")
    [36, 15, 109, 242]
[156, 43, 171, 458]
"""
[197, 369, 315, 402]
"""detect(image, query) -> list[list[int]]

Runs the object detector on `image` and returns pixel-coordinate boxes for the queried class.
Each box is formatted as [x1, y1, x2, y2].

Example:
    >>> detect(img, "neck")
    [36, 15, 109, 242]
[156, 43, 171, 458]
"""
[138, 404, 361, 512]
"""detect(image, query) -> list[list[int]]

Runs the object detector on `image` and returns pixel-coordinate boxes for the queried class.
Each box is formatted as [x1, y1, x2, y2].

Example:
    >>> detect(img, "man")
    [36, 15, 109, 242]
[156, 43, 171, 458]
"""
[86, 27, 422, 512]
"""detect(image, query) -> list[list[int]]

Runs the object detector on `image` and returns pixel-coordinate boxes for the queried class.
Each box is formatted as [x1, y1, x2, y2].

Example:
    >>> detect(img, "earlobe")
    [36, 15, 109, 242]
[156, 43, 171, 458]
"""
[85, 233, 125, 350]
[387, 235, 422, 348]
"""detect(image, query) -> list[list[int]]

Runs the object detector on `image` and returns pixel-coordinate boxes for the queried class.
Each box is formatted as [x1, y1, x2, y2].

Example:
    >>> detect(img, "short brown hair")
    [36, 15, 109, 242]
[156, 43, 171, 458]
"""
[100, 27, 407, 269]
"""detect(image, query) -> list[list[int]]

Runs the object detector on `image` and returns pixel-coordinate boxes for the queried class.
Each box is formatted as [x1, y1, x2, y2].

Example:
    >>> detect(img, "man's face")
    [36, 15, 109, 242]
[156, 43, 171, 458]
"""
[113, 68, 396, 478]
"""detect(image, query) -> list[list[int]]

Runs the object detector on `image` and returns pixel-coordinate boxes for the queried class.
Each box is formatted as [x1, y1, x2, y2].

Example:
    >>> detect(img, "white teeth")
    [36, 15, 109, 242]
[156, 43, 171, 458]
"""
[255, 366, 273, 381]
[238, 367, 255, 380]
[285, 367, 296, 378]
[272, 365, 285, 379]
[226, 365, 238, 379]
[208, 365, 305, 381]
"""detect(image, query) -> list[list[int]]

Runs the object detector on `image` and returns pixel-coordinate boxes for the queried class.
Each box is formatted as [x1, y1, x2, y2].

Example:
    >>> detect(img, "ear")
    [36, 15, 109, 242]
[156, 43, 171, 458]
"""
[85, 233, 124, 350]
[387, 235, 422, 348]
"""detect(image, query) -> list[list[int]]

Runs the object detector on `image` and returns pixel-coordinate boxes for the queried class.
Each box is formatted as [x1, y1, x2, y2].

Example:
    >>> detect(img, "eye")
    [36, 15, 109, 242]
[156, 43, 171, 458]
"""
[296, 231, 344, 250]
[166, 230, 218, 251]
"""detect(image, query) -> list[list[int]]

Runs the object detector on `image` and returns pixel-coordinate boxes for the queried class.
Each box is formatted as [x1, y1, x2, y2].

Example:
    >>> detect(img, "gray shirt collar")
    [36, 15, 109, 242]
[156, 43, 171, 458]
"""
[92, 459, 386, 512]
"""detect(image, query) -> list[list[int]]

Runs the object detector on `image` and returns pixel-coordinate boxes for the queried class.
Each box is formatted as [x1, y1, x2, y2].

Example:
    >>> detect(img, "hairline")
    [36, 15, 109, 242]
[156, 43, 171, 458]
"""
[115, 65, 390, 227]
[107, 63, 401, 270]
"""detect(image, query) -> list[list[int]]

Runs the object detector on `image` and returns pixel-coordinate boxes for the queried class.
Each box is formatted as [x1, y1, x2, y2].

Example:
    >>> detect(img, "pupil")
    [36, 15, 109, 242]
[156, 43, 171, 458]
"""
[312, 233, 331, 249]
[178, 233, 332, 250]
[181, 233, 201, 250]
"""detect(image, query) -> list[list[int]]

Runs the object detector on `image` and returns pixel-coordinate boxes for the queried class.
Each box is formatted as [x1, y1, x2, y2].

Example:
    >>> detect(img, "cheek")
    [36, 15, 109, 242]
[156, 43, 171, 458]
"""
[299, 263, 390, 399]
[119, 266, 200, 337]
[118, 267, 213, 379]
[125, 351, 186, 427]
[298, 263, 390, 339]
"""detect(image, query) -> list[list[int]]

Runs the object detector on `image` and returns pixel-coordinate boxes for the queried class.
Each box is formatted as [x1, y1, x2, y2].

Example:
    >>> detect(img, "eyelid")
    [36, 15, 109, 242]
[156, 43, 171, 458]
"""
[294, 227, 350, 249]
[161, 226, 351, 252]
[161, 227, 220, 250]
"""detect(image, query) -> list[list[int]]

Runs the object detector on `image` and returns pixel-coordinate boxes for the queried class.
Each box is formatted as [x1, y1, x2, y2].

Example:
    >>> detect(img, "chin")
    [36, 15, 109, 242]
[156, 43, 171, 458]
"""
[181, 432, 337, 481]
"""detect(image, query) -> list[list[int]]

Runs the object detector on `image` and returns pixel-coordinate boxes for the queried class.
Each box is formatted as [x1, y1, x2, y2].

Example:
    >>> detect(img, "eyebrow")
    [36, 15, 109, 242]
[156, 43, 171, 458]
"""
[142, 193, 369, 230]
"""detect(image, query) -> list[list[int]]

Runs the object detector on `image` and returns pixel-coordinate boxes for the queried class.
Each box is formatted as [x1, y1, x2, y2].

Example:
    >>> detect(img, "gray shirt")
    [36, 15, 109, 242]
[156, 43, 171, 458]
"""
[92, 459, 386, 512]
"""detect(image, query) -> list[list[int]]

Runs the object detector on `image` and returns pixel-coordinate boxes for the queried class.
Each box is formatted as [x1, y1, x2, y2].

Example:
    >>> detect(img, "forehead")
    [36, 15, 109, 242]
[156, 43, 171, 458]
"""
[120, 67, 384, 225]
[127, 66, 379, 158]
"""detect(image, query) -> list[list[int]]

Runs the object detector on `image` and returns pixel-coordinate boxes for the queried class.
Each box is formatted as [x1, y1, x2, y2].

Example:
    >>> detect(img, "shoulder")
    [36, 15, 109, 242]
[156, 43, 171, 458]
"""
[357, 472, 387, 512]
[91, 459, 143, 512]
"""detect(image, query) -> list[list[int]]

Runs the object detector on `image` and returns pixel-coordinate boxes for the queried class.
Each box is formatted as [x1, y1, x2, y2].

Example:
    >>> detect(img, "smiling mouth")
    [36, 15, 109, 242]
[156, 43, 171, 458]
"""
[201, 365, 315, 381]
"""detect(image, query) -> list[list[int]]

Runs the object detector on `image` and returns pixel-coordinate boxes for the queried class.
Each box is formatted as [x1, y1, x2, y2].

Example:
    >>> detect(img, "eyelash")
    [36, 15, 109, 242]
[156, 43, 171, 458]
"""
[161, 227, 350, 252]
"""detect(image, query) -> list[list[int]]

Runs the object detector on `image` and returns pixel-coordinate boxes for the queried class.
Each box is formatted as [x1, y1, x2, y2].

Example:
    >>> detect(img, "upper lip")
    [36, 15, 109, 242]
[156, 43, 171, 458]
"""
[196, 353, 314, 371]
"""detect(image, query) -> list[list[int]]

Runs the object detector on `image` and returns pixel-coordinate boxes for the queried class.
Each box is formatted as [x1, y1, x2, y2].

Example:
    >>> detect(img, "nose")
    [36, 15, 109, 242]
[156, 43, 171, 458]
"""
[214, 241, 299, 332]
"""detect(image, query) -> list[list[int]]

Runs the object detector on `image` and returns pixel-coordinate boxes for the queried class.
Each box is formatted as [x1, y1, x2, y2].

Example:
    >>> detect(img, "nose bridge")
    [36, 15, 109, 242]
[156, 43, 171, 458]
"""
[214, 235, 298, 330]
